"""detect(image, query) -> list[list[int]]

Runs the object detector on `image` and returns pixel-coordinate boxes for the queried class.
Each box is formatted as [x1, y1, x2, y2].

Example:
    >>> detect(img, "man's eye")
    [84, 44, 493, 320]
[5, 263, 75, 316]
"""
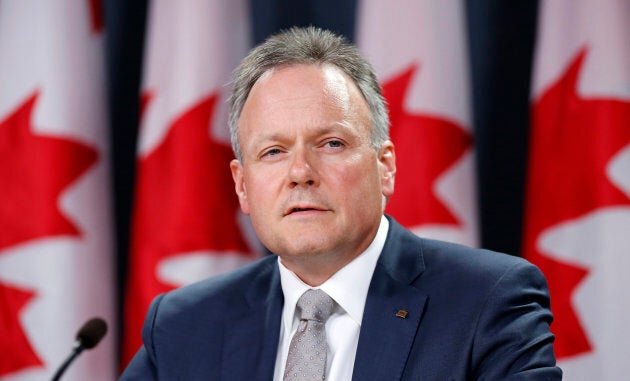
[262, 148, 282, 157]
[325, 140, 344, 148]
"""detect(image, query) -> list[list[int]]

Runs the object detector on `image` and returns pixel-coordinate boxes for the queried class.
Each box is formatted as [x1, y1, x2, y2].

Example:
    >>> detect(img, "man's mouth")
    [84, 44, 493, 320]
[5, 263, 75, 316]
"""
[284, 206, 326, 216]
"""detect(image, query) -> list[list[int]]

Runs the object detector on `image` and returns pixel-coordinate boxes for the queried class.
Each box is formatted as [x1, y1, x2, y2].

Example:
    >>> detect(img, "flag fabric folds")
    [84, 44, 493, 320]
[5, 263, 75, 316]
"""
[356, 0, 478, 246]
[121, 0, 256, 366]
[0, 1, 115, 380]
[524, 0, 630, 378]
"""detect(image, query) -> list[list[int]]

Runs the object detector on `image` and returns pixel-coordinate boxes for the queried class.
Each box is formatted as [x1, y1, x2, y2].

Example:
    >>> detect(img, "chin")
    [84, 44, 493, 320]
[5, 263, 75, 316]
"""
[275, 236, 334, 258]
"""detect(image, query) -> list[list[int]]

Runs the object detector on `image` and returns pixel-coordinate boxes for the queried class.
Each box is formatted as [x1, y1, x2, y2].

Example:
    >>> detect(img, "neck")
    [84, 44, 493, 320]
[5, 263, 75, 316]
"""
[279, 249, 362, 286]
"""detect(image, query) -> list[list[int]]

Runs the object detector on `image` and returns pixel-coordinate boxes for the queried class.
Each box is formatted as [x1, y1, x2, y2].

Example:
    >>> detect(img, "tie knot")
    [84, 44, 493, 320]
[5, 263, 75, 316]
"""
[296, 289, 335, 322]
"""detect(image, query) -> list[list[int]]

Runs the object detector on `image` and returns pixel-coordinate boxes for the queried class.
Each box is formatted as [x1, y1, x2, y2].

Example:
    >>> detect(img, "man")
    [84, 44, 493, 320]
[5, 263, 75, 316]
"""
[121, 27, 561, 380]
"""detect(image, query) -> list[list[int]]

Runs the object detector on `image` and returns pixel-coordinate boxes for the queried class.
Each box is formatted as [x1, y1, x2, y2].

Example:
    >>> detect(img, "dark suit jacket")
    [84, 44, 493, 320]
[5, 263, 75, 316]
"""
[120, 217, 561, 380]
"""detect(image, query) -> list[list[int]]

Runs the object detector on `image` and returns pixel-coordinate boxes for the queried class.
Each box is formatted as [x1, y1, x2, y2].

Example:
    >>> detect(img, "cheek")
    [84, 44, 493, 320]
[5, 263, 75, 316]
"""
[243, 171, 280, 213]
[328, 159, 381, 199]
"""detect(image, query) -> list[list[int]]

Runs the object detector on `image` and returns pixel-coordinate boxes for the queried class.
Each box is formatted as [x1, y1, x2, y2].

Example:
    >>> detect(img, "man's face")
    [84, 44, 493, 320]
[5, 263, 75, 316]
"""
[231, 64, 395, 267]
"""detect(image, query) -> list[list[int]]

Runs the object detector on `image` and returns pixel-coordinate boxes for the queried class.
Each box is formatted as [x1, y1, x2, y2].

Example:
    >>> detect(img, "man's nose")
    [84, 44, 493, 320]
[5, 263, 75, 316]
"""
[288, 148, 318, 188]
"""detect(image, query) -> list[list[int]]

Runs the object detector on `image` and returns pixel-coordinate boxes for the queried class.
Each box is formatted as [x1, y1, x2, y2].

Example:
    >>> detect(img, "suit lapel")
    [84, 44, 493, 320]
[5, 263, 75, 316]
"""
[221, 260, 283, 381]
[352, 217, 428, 381]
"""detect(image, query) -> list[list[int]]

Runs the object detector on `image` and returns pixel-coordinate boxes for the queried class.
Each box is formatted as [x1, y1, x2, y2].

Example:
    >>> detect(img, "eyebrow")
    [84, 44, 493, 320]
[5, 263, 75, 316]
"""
[260, 122, 355, 141]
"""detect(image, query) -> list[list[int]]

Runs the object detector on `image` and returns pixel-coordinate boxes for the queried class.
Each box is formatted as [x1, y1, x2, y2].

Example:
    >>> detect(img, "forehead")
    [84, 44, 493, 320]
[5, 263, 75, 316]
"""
[249, 64, 358, 109]
[238, 63, 370, 136]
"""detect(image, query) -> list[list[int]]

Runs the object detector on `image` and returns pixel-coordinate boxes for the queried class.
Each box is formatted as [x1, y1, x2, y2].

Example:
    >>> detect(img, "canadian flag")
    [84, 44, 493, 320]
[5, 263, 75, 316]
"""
[356, 1, 478, 246]
[121, 0, 257, 366]
[0, 1, 115, 380]
[524, 0, 630, 379]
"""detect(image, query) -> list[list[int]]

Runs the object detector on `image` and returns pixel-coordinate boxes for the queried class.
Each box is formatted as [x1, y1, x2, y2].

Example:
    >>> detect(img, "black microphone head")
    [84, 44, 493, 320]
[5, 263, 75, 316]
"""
[76, 318, 107, 349]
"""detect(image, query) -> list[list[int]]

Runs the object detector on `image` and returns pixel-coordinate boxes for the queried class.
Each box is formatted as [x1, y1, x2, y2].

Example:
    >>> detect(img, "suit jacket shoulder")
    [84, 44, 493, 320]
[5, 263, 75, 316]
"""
[157, 254, 279, 321]
[122, 255, 283, 381]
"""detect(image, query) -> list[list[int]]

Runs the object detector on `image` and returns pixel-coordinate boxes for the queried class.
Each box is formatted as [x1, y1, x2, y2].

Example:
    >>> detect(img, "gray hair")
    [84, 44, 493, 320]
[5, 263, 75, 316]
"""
[228, 26, 389, 161]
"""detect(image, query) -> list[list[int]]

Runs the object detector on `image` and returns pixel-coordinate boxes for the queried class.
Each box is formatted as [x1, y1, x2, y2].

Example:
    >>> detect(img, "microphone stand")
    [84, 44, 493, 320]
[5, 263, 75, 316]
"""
[51, 341, 84, 381]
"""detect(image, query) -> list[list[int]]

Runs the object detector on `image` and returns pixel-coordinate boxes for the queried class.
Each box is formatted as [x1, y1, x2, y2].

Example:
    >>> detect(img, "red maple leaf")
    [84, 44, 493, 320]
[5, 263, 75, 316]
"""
[382, 64, 473, 228]
[122, 92, 252, 365]
[87, 0, 103, 33]
[139, 91, 154, 121]
[0, 282, 43, 376]
[524, 48, 630, 359]
[0, 92, 98, 250]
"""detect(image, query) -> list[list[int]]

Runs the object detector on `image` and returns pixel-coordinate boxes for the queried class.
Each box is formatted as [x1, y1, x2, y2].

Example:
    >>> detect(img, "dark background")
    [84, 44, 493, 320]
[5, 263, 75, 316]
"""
[104, 0, 539, 357]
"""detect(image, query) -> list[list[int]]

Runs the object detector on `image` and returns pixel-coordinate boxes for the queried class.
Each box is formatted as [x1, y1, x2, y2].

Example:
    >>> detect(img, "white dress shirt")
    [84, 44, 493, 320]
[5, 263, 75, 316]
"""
[272, 216, 389, 381]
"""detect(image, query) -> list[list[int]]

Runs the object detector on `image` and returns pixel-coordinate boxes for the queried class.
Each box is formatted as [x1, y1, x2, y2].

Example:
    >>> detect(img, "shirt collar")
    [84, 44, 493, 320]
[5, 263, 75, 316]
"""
[278, 216, 389, 331]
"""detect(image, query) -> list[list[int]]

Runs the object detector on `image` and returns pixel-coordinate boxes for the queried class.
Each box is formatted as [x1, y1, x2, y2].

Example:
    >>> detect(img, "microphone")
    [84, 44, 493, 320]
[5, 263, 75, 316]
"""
[51, 317, 108, 381]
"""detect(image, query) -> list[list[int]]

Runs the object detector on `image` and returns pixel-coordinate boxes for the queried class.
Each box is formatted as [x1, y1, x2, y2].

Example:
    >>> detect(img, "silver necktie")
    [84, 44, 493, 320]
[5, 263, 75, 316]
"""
[283, 289, 336, 381]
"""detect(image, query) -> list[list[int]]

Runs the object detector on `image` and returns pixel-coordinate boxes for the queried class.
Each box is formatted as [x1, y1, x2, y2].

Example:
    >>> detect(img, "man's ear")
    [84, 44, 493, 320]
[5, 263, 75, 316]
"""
[230, 159, 250, 215]
[378, 141, 396, 198]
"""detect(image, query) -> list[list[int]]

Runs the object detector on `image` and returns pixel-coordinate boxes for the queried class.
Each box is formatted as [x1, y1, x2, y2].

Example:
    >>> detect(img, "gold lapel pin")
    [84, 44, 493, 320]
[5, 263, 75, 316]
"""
[395, 309, 408, 319]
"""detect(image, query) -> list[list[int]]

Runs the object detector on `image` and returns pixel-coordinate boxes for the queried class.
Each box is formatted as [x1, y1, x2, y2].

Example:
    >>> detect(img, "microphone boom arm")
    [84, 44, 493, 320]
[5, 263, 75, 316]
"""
[51, 341, 85, 381]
